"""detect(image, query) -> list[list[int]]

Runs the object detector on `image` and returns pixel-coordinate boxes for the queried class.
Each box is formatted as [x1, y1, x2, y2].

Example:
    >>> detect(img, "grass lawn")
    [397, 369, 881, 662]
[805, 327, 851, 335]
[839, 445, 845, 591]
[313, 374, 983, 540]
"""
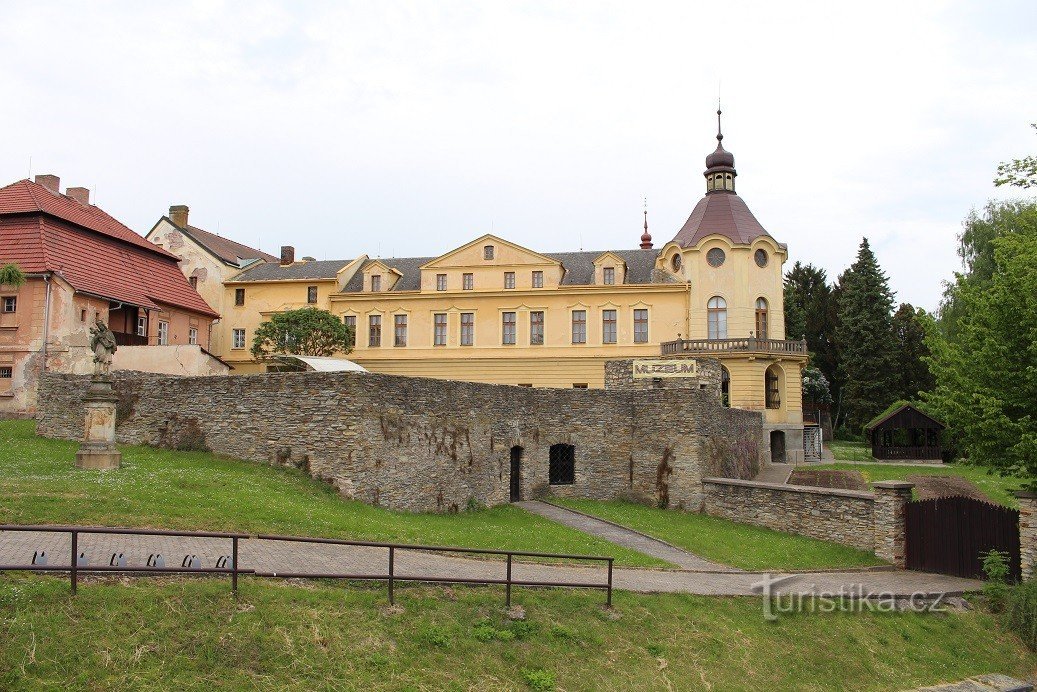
[814, 462, 1024, 509]
[829, 440, 874, 462]
[0, 420, 664, 567]
[552, 499, 886, 571]
[1, 575, 1033, 691]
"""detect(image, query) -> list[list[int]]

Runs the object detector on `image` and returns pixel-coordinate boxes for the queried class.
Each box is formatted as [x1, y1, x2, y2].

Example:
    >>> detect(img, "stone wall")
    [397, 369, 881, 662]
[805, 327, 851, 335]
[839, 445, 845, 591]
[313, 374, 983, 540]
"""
[701, 477, 912, 564]
[37, 359, 762, 513]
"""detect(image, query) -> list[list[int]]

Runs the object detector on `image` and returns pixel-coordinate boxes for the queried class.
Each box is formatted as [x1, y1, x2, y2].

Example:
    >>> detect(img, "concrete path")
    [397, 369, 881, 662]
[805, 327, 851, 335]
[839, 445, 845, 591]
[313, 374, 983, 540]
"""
[516, 500, 735, 571]
[753, 464, 791, 484]
[0, 527, 981, 598]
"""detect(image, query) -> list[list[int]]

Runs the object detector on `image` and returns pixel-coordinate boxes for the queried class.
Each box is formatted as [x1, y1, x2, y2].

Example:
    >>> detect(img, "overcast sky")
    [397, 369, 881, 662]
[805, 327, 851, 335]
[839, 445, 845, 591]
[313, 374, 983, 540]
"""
[2, 1, 1034, 310]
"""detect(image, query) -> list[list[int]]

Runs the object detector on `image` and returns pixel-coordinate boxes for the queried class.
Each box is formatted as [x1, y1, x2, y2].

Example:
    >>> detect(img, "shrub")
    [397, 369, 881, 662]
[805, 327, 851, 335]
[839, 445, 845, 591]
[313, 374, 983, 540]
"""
[982, 549, 1010, 612]
[1005, 579, 1037, 651]
[521, 668, 556, 691]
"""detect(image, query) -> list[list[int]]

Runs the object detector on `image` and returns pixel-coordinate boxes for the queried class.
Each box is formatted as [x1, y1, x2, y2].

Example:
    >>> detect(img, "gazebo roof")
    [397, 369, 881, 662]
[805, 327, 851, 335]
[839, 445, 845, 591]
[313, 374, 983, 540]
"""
[865, 401, 945, 433]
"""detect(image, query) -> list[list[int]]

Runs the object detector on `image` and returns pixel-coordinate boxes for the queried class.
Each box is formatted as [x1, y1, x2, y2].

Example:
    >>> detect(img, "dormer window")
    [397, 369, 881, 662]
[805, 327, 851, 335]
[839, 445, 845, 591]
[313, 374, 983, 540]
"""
[436, 274, 447, 291]
[371, 275, 381, 292]
[484, 245, 495, 260]
[532, 270, 543, 288]
[603, 267, 615, 285]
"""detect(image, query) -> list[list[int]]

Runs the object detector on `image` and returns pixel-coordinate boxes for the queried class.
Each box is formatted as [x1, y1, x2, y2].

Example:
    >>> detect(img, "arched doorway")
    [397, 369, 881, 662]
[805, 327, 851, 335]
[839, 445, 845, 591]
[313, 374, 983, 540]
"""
[770, 431, 787, 464]
[720, 366, 730, 407]
[509, 446, 523, 501]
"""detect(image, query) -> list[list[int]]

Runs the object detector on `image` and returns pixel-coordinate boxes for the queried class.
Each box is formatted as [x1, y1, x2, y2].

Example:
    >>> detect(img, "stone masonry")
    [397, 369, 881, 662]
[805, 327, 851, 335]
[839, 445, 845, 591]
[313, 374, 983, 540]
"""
[37, 359, 762, 513]
[1018, 492, 1037, 580]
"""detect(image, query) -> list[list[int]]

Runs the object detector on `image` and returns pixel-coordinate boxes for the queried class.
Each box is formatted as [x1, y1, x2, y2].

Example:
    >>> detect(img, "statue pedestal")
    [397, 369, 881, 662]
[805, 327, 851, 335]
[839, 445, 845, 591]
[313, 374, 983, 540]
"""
[75, 377, 121, 470]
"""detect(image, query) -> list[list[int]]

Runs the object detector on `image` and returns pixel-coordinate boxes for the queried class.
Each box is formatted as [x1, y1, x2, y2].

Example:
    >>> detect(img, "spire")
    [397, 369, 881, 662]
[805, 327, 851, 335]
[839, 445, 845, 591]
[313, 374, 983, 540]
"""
[704, 108, 736, 193]
[640, 198, 653, 249]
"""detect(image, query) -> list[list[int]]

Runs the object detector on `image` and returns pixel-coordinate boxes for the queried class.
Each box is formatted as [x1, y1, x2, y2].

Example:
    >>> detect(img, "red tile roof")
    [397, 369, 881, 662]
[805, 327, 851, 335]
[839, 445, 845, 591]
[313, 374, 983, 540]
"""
[670, 192, 772, 248]
[0, 179, 218, 317]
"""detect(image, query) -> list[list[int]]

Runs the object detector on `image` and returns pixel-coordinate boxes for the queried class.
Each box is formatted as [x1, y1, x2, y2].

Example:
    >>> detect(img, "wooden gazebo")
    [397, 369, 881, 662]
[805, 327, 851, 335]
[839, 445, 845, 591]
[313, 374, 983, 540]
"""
[865, 403, 945, 461]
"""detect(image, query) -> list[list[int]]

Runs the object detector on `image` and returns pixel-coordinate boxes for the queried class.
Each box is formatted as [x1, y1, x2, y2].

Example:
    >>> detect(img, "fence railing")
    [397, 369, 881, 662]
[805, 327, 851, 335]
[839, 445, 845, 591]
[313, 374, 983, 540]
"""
[660, 337, 808, 355]
[0, 525, 614, 607]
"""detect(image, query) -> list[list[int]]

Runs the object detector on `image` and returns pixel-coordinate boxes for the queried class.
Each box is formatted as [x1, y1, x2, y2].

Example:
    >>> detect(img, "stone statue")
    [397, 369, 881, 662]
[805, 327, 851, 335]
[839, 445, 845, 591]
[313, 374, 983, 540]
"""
[89, 319, 118, 377]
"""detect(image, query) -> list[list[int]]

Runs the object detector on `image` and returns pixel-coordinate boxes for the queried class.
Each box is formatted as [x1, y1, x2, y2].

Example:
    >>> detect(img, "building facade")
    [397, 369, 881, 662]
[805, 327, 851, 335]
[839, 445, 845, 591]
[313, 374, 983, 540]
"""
[0, 175, 221, 415]
[163, 120, 810, 460]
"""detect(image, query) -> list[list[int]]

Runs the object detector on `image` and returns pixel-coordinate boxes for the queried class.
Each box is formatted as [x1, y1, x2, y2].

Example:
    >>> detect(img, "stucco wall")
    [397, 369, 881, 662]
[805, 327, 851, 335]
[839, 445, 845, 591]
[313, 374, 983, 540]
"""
[113, 345, 230, 376]
[36, 359, 762, 512]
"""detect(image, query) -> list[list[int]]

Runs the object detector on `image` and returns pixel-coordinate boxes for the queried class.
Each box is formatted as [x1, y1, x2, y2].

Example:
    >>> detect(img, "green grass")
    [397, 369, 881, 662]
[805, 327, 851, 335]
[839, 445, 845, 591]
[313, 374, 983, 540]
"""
[552, 499, 886, 571]
[814, 462, 1024, 509]
[830, 440, 874, 462]
[1, 574, 1033, 691]
[0, 420, 664, 567]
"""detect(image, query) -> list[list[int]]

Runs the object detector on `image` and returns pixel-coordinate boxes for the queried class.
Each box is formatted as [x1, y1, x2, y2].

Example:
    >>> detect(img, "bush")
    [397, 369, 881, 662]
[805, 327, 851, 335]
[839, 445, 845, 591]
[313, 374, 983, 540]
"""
[833, 426, 864, 442]
[982, 550, 1010, 612]
[1005, 579, 1037, 651]
[521, 668, 556, 691]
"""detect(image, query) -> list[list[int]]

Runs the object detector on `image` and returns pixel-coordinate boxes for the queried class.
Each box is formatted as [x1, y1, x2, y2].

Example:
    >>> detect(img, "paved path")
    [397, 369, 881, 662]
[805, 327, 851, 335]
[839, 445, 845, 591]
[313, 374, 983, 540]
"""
[517, 500, 734, 571]
[753, 464, 791, 484]
[0, 528, 981, 597]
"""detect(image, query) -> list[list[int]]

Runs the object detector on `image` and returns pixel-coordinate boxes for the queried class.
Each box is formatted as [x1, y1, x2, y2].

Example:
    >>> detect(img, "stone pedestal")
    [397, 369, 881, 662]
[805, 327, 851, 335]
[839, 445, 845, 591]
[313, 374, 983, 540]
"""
[75, 377, 121, 470]
[872, 480, 914, 567]
[1016, 492, 1037, 581]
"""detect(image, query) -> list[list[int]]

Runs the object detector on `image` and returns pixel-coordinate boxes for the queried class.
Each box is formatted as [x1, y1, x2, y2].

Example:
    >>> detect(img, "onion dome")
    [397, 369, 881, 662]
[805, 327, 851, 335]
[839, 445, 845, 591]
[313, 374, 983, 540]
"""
[640, 207, 653, 249]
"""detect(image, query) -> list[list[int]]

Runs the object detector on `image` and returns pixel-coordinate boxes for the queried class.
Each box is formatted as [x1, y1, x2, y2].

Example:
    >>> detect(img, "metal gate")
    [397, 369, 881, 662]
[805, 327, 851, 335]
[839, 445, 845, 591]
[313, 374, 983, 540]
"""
[905, 495, 1020, 580]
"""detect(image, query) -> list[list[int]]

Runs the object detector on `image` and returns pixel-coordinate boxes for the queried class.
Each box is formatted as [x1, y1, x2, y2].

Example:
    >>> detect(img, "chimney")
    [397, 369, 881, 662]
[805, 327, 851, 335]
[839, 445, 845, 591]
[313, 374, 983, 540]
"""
[169, 205, 189, 228]
[280, 245, 295, 265]
[35, 174, 60, 193]
[66, 187, 90, 205]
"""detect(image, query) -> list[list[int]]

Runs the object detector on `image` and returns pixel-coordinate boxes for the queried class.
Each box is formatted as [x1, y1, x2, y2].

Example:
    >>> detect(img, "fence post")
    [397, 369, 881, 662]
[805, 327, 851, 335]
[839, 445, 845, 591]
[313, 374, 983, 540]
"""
[1016, 492, 1037, 580]
[872, 481, 914, 567]
[231, 536, 239, 595]
[606, 558, 613, 608]
[388, 546, 395, 605]
[506, 553, 513, 607]
[70, 529, 78, 595]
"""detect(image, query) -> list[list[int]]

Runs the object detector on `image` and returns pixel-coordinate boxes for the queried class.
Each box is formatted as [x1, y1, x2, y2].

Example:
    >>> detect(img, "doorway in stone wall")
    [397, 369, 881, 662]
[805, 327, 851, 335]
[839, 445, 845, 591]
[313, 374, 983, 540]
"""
[770, 431, 787, 464]
[509, 446, 523, 501]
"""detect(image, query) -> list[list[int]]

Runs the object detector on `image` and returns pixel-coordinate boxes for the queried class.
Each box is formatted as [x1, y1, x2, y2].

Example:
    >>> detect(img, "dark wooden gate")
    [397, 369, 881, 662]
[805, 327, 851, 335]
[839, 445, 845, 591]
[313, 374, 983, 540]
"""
[905, 495, 1020, 580]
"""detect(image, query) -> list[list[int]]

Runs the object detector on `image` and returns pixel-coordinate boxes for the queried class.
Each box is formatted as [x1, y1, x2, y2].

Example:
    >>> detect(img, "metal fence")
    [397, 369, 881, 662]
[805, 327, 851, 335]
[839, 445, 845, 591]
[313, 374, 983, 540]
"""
[0, 524, 614, 607]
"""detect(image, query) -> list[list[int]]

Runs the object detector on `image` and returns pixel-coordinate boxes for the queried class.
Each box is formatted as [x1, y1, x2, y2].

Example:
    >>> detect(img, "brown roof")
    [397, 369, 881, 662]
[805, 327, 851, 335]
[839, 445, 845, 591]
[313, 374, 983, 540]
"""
[670, 192, 771, 247]
[179, 223, 279, 265]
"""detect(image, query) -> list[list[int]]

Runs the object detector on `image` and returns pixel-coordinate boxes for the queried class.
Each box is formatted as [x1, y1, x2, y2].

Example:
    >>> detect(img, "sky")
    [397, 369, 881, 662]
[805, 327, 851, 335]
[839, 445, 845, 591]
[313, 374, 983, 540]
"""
[1, 0, 1035, 310]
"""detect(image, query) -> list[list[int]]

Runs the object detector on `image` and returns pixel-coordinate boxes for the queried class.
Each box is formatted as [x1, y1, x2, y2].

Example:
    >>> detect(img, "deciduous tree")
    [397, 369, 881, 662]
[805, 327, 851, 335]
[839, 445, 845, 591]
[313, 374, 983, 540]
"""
[250, 307, 353, 360]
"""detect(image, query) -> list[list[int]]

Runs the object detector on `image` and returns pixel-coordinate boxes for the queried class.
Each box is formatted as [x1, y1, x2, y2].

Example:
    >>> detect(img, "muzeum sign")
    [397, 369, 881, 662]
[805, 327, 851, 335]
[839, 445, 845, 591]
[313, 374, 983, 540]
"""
[632, 359, 699, 379]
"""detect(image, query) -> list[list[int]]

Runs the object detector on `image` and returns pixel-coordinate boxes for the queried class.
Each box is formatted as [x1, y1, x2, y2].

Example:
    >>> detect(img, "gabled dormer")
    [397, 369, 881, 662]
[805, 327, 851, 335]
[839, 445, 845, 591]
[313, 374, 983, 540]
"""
[592, 252, 627, 286]
[419, 234, 563, 291]
[363, 259, 403, 292]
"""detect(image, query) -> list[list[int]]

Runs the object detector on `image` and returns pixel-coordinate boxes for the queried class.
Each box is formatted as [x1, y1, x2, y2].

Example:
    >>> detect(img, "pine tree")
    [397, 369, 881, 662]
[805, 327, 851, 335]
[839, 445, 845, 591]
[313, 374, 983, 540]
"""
[834, 239, 898, 432]
[891, 303, 935, 400]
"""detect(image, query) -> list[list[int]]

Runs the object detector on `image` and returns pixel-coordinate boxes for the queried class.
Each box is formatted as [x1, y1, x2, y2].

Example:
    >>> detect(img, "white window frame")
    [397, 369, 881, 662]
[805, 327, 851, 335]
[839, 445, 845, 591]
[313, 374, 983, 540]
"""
[158, 321, 170, 345]
[232, 328, 246, 349]
[188, 327, 198, 345]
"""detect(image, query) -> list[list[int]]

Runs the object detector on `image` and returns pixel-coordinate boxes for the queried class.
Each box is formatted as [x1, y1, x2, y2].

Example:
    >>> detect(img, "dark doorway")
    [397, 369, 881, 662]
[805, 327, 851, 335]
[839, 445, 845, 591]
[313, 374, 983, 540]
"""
[770, 431, 786, 464]
[509, 446, 523, 501]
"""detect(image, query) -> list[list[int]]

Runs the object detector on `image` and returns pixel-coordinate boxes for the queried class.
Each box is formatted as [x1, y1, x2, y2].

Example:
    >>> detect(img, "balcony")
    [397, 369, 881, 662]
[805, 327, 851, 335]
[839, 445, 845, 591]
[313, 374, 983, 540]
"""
[114, 332, 149, 346]
[660, 337, 808, 356]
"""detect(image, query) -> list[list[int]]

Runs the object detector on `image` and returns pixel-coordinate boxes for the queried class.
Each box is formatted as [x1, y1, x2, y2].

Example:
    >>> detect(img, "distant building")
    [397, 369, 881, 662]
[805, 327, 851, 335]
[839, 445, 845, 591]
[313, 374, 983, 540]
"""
[0, 175, 222, 414]
[146, 205, 277, 355]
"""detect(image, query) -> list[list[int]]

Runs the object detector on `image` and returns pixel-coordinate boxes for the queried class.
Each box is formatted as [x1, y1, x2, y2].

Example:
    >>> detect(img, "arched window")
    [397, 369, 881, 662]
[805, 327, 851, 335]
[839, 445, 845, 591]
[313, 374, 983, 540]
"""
[765, 364, 782, 409]
[721, 366, 730, 407]
[755, 297, 768, 340]
[707, 296, 727, 340]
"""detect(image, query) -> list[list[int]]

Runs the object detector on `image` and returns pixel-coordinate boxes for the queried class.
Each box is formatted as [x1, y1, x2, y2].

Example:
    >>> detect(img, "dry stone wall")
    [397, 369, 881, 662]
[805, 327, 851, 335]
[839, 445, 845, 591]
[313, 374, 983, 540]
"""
[37, 359, 762, 513]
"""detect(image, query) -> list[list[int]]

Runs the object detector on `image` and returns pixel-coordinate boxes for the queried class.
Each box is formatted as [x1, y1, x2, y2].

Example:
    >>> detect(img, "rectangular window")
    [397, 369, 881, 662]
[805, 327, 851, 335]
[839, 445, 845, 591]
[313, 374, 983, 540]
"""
[530, 311, 544, 345]
[462, 273, 473, 290]
[232, 328, 246, 349]
[371, 275, 381, 292]
[502, 312, 516, 345]
[369, 315, 382, 347]
[602, 309, 617, 344]
[634, 309, 649, 343]
[434, 313, 447, 346]
[394, 314, 408, 347]
[189, 276, 198, 289]
[2, 297, 15, 313]
[460, 312, 474, 346]
[158, 321, 169, 345]
[504, 271, 515, 289]
[532, 271, 543, 288]
[484, 245, 494, 260]
[234, 288, 245, 306]
[188, 327, 198, 345]
[549, 444, 575, 484]
[80, 309, 87, 322]
[137, 316, 147, 336]
[571, 310, 586, 344]
[572, 383, 588, 389]
[436, 274, 447, 291]
[603, 267, 615, 285]
[0, 366, 11, 378]
[344, 315, 356, 348]
[307, 286, 318, 304]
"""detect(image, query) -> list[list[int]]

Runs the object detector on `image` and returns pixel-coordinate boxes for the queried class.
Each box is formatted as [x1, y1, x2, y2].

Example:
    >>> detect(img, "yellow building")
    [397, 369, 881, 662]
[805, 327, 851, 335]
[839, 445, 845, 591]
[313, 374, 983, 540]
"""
[159, 116, 809, 461]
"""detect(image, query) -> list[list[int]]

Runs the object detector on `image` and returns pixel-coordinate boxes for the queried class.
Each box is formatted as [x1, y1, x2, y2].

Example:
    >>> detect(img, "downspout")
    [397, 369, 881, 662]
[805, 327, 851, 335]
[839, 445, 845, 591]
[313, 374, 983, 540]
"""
[40, 273, 51, 371]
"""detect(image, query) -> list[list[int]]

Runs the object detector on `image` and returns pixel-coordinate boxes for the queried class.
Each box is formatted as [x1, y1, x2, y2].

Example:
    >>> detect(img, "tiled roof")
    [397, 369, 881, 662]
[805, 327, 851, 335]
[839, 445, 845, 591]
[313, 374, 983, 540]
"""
[231, 259, 355, 282]
[179, 223, 280, 265]
[0, 179, 179, 260]
[341, 257, 435, 292]
[0, 180, 218, 317]
[670, 192, 771, 247]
